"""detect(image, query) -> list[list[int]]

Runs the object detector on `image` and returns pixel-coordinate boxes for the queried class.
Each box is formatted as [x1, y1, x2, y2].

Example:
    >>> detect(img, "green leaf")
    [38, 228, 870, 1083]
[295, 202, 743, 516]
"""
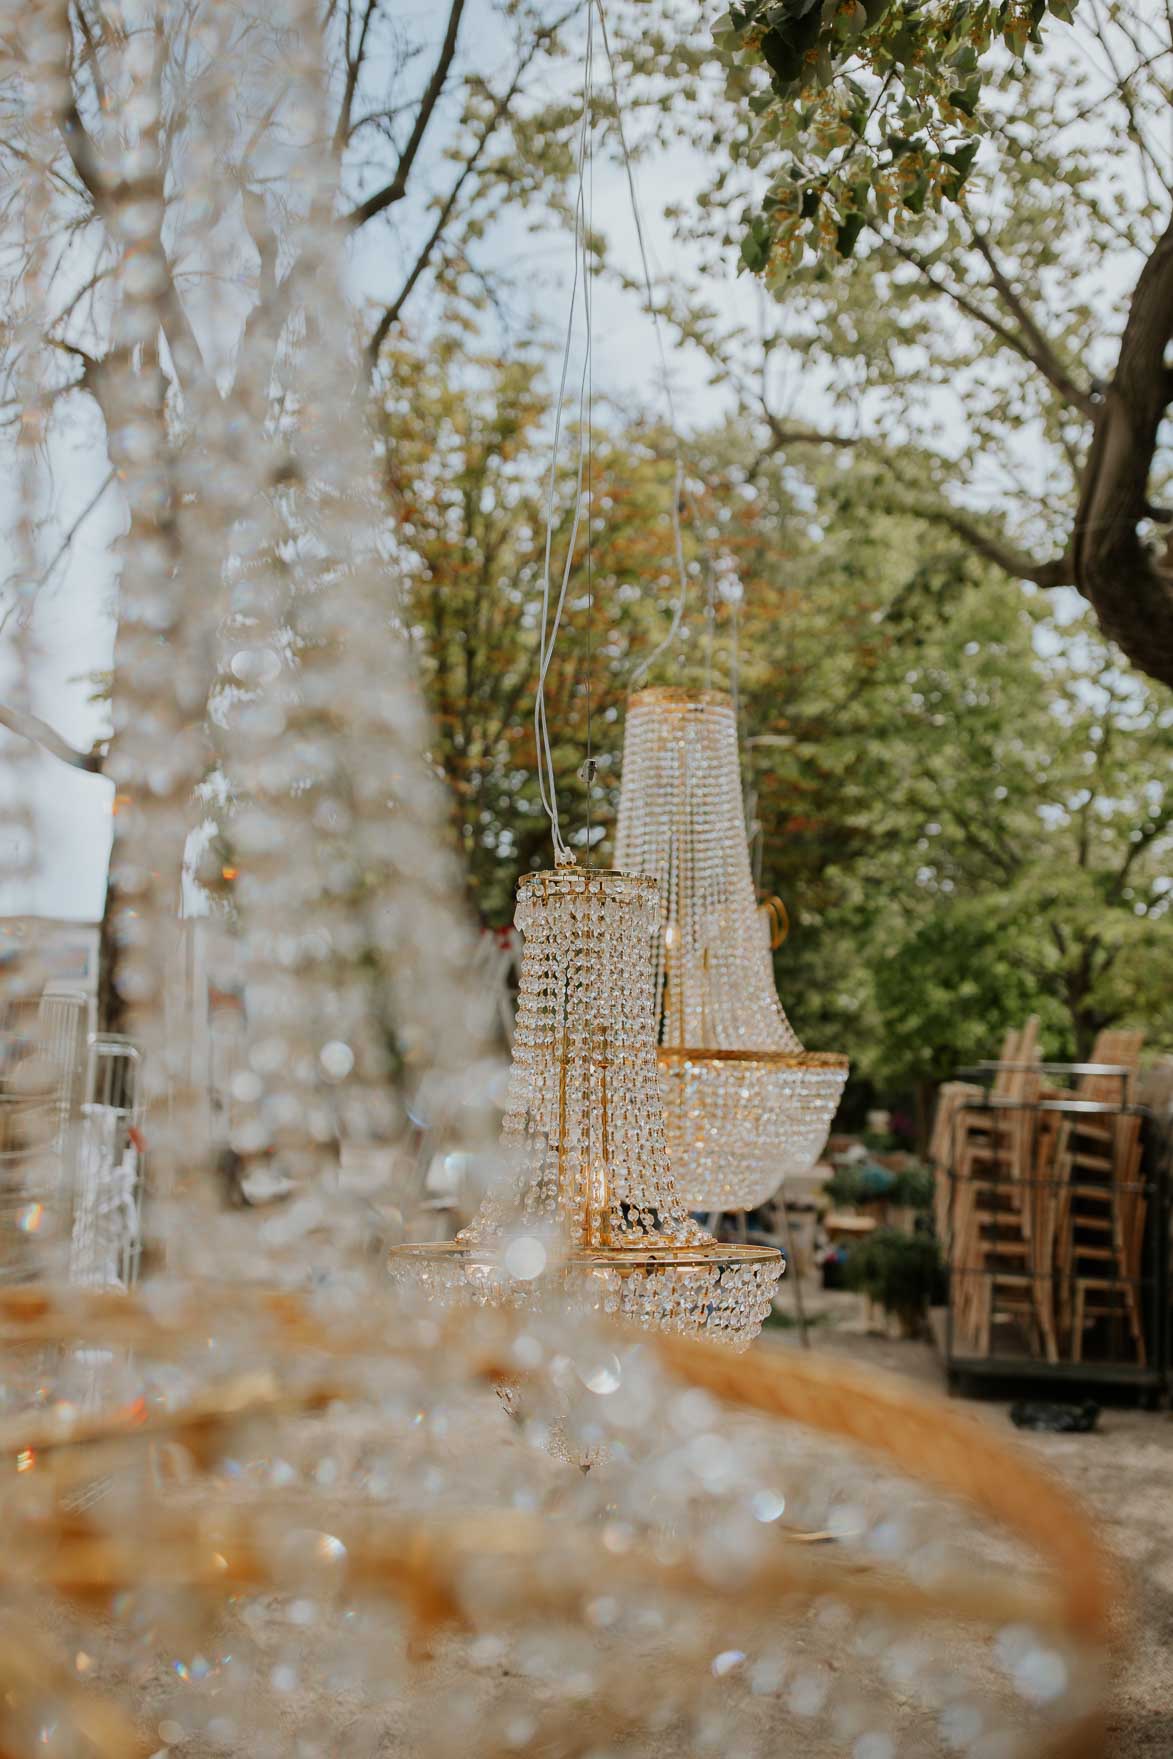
[888, 25, 920, 63]
[947, 77, 981, 117]
[740, 213, 773, 272]
[942, 137, 984, 197]
[942, 139, 979, 176]
[760, 2, 825, 83]
[836, 211, 868, 257]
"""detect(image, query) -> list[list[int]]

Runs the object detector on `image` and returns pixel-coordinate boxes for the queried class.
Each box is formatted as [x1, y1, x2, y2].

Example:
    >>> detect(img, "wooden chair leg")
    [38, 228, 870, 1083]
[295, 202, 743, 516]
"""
[1072, 1282, 1086, 1364]
[976, 1275, 993, 1358]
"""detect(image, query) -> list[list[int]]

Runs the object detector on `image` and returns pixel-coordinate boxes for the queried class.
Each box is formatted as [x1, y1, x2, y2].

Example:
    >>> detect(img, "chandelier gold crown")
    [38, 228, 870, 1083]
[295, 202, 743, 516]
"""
[616, 686, 849, 1211]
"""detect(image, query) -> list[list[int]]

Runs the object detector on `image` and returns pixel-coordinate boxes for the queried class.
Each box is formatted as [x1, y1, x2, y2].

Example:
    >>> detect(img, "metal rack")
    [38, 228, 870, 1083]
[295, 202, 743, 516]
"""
[0, 991, 88, 1284]
[69, 1036, 146, 1291]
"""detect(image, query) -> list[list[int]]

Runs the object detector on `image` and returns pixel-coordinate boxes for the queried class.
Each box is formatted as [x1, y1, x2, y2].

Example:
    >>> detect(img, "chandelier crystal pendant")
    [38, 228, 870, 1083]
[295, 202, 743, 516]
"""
[615, 687, 848, 1212]
[392, 2, 780, 1343]
[392, 866, 782, 1348]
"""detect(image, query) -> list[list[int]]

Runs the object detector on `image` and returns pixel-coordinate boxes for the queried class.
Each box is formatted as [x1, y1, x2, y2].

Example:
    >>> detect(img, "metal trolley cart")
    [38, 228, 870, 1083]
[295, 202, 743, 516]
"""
[934, 1040, 1170, 1401]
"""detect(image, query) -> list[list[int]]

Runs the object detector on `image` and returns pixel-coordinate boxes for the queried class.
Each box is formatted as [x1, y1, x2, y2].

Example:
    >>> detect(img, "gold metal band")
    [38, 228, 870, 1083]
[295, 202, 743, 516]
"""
[657, 1048, 850, 1069]
[627, 685, 734, 711]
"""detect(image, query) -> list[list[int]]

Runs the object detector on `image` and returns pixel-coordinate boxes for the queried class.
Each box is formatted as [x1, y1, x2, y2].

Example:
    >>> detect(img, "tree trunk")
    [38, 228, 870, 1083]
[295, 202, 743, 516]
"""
[1072, 210, 1173, 689]
[97, 871, 126, 1037]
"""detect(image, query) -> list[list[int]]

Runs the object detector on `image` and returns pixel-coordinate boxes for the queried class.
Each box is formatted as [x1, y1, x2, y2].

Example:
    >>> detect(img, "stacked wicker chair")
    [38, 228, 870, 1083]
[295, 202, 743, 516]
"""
[932, 1024, 1149, 1366]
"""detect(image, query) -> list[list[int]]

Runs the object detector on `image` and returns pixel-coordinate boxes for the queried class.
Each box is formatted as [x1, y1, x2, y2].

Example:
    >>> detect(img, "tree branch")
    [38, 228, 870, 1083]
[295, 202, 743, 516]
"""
[364, 45, 540, 365]
[70, 0, 109, 114]
[58, 99, 107, 214]
[1072, 206, 1173, 686]
[365, 162, 483, 364]
[334, 0, 380, 153]
[764, 412, 860, 449]
[345, 0, 467, 230]
[1109, 807, 1172, 901]
[969, 229, 1099, 420]
[1087, 0, 1173, 204]
[760, 365, 1082, 600]
[906, 501, 1074, 590]
[22, 467, 117, 610]
[0, 703, 106, 773]
[888, 236, 1098, 420]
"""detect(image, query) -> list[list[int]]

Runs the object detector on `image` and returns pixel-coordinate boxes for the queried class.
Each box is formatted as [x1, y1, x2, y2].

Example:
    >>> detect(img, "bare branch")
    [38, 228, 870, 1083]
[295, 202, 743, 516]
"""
[46, 334, 104, 404]
[0, 703, 106, 773]
[907, 501, 1074, 590]
[1087, 0, 1173, 203]
[969, 229, 1099, 421]
[26, 468, 117, 606]
[764, 413, 860, 450]
[887, 236, 1098, 420]
[366, 149, 486, 363]
[345, 0, 467, 230]
[334, 0, 380, 152]
[364, 2, 580, 363]
[70, 1, 108, 113]
[58, 99, 107, 213]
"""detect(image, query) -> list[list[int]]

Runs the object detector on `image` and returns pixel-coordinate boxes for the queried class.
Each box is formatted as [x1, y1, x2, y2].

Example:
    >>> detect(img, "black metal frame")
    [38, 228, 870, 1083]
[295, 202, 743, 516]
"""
[941, 1063, 1171, 1400]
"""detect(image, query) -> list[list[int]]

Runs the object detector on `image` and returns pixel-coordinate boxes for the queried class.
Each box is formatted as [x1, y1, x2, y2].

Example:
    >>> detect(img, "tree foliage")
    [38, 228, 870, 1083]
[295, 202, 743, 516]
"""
[379, 342, 1173, 1089]
[671, 0, 1173, 687]
[378, 336, 708, 918]
[714, 0, 1069, 274]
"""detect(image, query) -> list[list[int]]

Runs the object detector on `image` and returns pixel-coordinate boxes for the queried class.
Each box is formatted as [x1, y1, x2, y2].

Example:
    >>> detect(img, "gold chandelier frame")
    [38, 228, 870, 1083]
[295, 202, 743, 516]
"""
[657, 1048, 850, 1069]
[391, 865, 782, 1344]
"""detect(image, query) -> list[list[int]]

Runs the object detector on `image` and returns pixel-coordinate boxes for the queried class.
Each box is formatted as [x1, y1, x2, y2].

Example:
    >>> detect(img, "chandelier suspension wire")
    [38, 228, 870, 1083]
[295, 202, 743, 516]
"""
[703, 555, 716, 694]
[729, 588, 756, 857]
[534, 0, 596, 864]
[585, 28, 595, 865]
[391, 0, 783, 1341]
[594, 2, 689, 691]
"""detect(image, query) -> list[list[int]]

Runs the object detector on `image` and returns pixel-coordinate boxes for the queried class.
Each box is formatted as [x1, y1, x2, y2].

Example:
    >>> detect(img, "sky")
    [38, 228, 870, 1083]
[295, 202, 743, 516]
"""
[3, 0, 766, 923]
[0, 0, 1148, 923]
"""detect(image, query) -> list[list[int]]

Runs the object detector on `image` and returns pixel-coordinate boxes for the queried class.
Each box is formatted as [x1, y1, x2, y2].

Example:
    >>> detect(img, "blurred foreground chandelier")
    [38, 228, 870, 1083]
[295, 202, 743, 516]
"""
[616, 687, 848, 1211]
[392, 866, 781, 1347]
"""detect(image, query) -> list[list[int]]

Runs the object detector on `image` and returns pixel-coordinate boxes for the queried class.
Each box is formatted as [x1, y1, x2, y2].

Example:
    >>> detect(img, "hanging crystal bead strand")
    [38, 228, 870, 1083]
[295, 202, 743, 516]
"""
[616, 688, 849, 1212]
[391, 868, 781, 1348]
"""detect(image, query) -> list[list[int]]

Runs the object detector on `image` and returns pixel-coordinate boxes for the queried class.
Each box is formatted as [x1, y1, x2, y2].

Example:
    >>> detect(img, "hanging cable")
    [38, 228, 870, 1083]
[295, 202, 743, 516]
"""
[703, 554, 716, 693]
[594, 1, 689, 691]
[730, 585, 757, 851]
[534, 0, 595, 864]
[584, 35, 595, 866]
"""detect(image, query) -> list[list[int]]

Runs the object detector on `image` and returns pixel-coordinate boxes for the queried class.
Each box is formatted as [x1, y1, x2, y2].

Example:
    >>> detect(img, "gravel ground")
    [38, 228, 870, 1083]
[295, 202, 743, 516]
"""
[771, 1287, 1173, 1757]
[23, 1283, 1173, 1758]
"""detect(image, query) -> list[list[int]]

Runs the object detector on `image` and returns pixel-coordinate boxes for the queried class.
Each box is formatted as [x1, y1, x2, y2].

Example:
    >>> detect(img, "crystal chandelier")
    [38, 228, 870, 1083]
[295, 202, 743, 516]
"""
[393, 866, 782, 1346]
[615, 686, 848, 1211]
[391, 4, 780, 1344]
